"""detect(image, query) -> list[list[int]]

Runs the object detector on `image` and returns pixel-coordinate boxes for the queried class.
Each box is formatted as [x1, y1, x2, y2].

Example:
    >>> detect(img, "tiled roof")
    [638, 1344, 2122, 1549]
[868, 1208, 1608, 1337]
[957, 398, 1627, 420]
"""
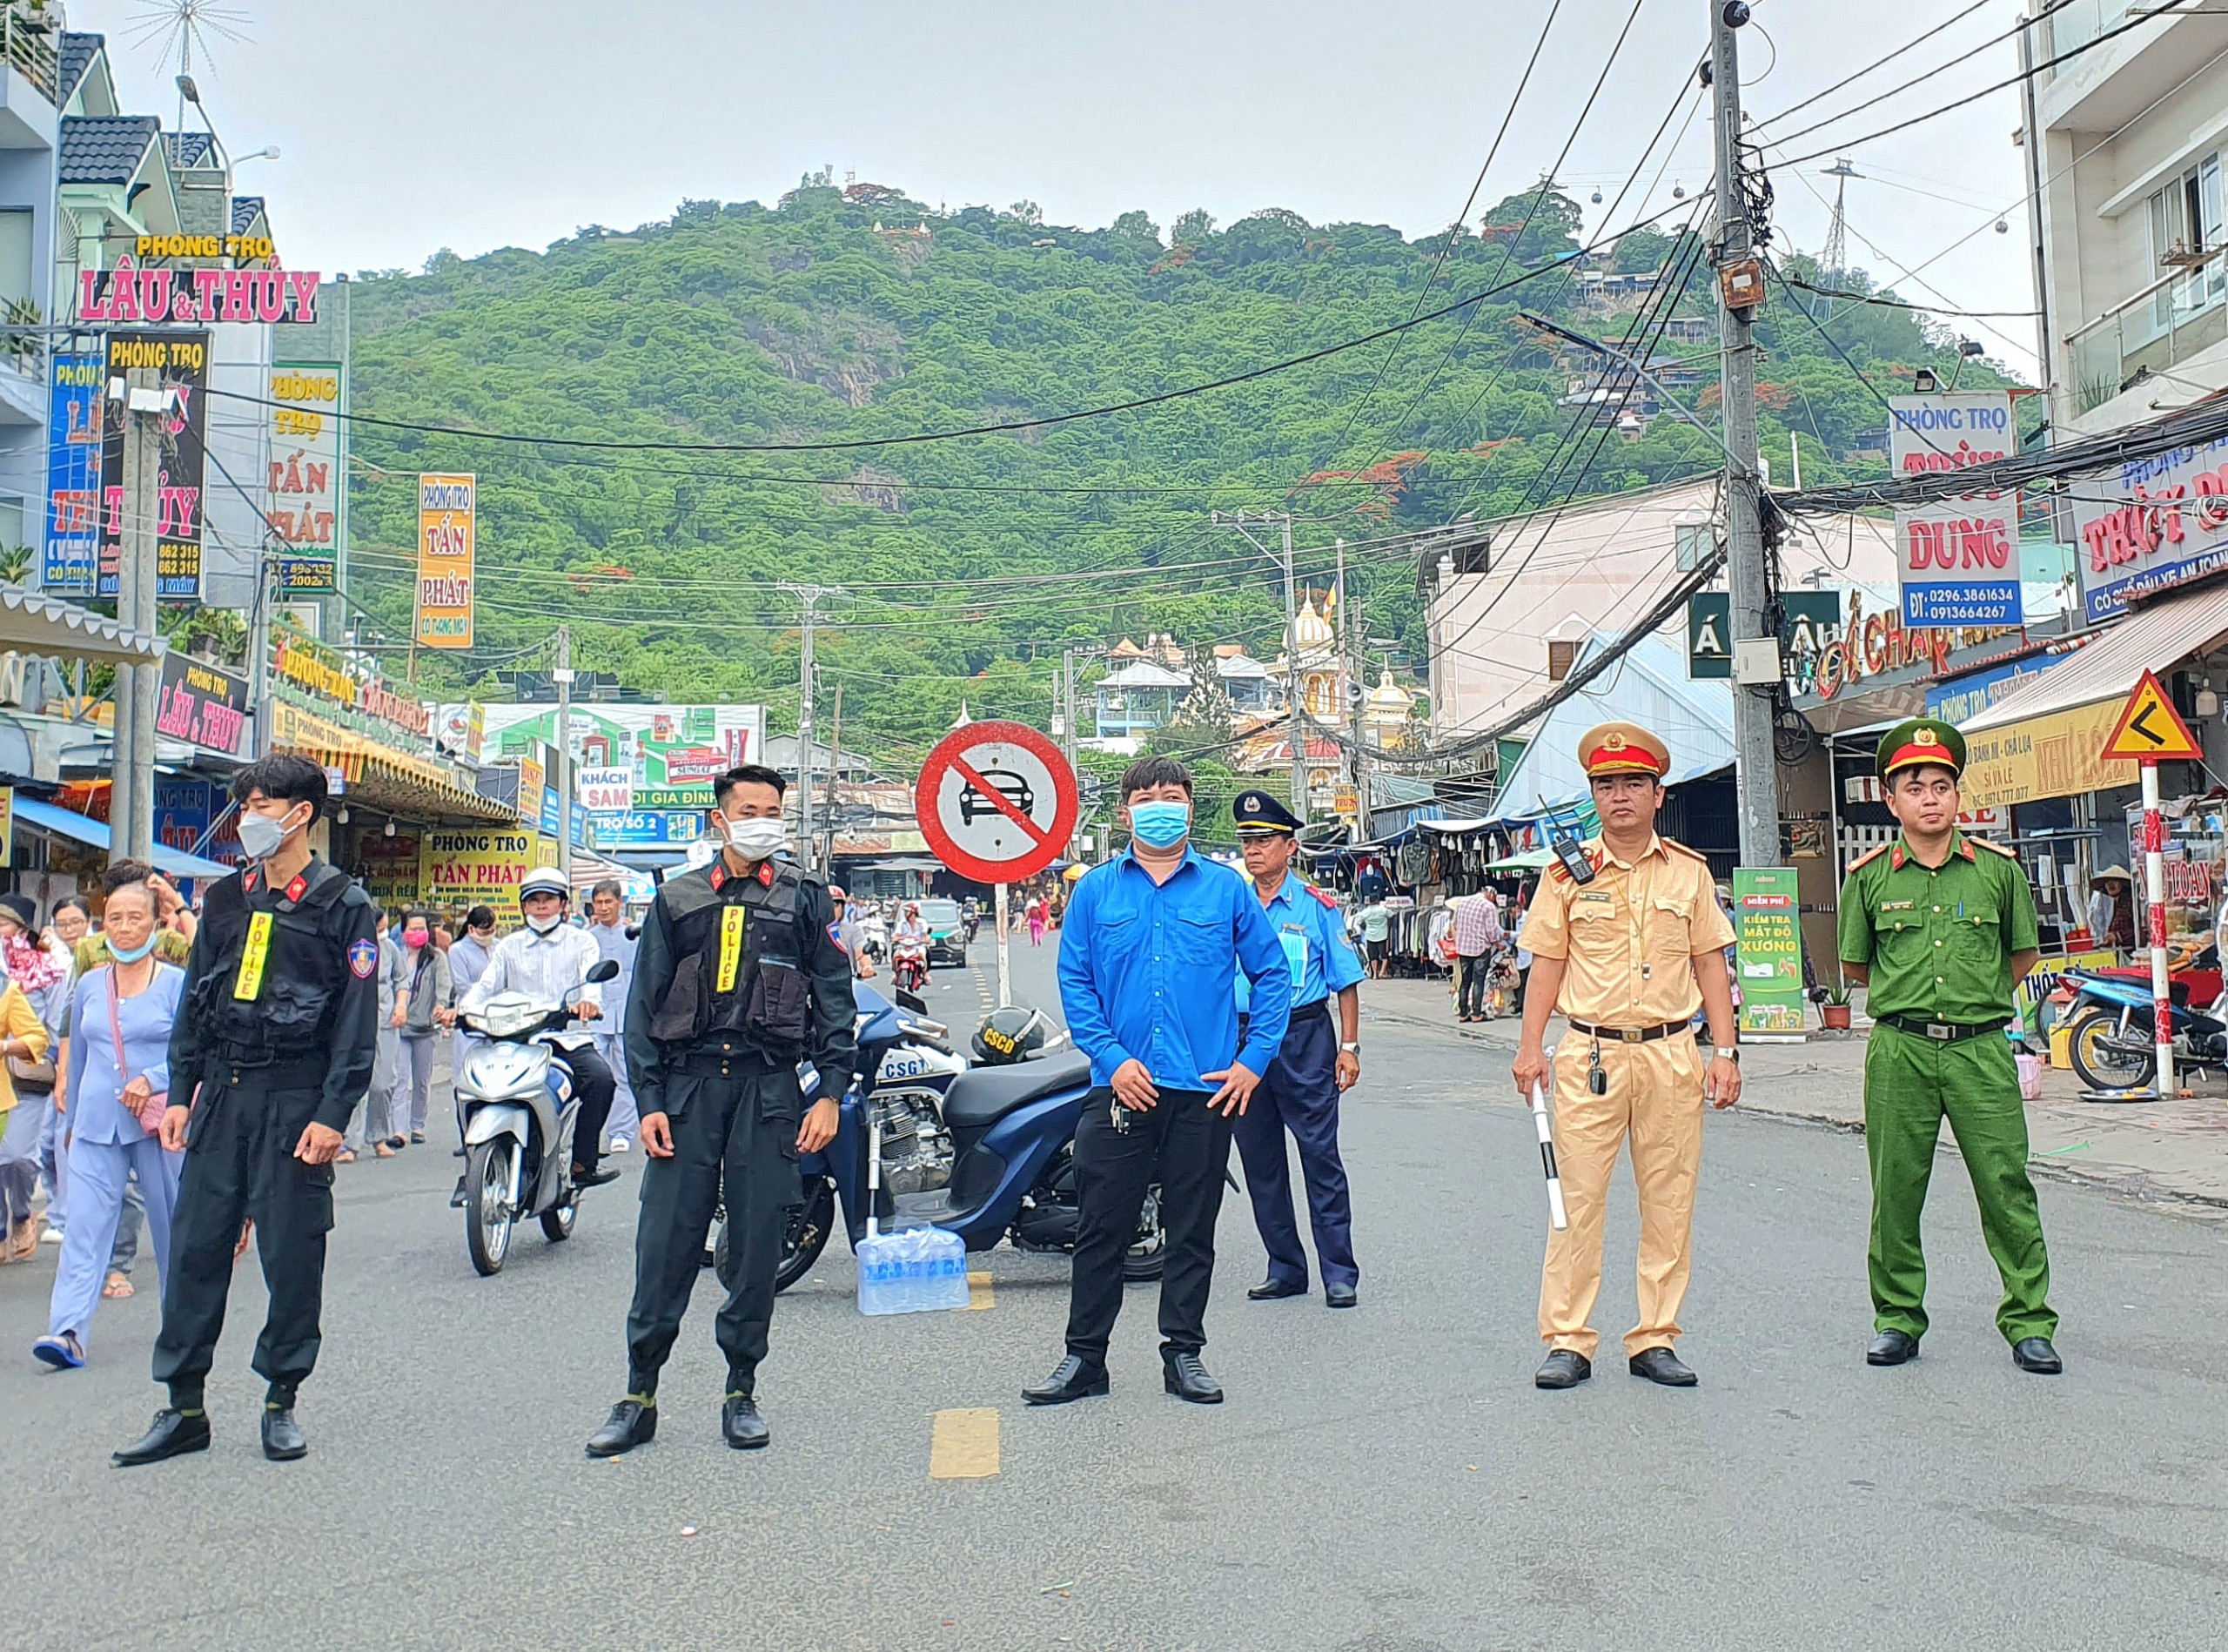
[57, 31, 101, 105]
[58, 116, 159, 185]
[162, 131, 216, 167]
[231, 195, 265, 235]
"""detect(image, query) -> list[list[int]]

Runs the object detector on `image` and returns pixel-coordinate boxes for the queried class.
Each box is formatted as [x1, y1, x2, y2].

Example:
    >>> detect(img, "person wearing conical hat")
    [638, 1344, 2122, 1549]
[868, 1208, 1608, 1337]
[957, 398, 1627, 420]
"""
[1511, 722, 1741, 1393]
[2085, 863, 2137, 951]
[1836, 718, 2061, 1377]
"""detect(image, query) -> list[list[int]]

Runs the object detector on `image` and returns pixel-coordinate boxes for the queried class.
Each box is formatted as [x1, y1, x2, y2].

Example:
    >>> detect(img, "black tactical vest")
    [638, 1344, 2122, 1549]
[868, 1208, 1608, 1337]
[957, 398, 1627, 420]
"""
[191, 860, 354, 1063]
[647, 858, 814, 1051]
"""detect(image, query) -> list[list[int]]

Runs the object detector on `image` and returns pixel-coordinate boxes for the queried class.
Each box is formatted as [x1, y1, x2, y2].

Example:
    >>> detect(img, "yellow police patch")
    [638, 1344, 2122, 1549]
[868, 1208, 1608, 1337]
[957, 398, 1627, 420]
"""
[234, 911, 273, 1001]
[715, 905, 747, 993]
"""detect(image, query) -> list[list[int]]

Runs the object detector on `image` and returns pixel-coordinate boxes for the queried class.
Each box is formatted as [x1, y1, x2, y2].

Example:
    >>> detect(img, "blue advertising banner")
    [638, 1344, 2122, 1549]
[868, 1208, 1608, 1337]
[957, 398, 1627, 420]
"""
[1923, 652, 2066, 726]
[585, 809, 708, 849]
[153, 777, 239, 867]
[42, 353, 102, 594]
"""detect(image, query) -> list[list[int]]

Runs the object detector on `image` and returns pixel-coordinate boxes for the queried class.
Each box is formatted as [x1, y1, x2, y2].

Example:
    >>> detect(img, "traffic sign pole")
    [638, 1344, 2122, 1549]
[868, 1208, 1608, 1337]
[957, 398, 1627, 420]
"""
[913, 720, 1080, 1014]
[2098, 671, 2199, 1099]
[2143, 759, 2172, 1098]
[995, 882, 1011, 1009]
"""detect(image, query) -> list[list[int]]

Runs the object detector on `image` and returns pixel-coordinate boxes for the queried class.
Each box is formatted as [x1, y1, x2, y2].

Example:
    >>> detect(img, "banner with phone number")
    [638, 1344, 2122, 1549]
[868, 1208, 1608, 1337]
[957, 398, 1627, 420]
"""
[1733, 867, 1808, 1040]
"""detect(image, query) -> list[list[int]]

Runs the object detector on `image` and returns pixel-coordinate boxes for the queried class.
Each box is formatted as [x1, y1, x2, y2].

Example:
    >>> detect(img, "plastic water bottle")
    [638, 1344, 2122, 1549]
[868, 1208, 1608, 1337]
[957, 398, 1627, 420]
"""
[856, 1232, 901, 1314]
[925, 1229, 970, 1310]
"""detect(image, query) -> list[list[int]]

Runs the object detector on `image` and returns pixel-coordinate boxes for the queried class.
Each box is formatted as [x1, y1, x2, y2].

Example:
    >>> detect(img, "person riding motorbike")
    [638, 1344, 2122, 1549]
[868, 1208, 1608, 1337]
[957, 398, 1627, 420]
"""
[440, 868, 621, 1187]
[893, 902, 931, 984]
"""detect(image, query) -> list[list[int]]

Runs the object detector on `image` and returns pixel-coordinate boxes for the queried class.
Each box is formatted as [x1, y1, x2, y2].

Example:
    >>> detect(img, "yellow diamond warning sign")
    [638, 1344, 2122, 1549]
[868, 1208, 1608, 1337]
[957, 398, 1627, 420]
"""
[2100, 669, 2202, 762]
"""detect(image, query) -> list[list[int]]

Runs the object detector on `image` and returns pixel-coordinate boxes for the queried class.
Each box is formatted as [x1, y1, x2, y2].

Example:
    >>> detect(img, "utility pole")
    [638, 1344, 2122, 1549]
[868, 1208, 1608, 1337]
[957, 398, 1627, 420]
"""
[1709, 3, 1785, 872]
[111, 368, 163, 863]
[1339, 538, 1371, 845]
[824, 680, 844, 871]
[553, 625, 574, 871]
[1061, 647, 1077, 769]
[1218, 510, 1305, 816]
[778, 582, 842, 876]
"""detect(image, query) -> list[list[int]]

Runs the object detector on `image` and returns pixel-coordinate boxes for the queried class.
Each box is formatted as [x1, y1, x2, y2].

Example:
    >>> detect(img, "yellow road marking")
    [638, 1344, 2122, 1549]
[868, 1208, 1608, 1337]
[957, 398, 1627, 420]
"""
[929, 1407, 999, 1480]
[967, 1270, 995, 1310]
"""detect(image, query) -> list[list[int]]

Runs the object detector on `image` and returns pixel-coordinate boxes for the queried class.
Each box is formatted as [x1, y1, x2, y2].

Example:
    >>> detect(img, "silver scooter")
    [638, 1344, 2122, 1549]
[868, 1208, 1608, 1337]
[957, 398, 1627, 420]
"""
[453, 957, 621, 1276]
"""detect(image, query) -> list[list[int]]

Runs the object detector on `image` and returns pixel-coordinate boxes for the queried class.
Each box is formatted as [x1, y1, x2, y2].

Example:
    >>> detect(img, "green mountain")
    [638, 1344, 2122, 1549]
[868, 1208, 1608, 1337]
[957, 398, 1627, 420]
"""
[339, 181, 2015, 756]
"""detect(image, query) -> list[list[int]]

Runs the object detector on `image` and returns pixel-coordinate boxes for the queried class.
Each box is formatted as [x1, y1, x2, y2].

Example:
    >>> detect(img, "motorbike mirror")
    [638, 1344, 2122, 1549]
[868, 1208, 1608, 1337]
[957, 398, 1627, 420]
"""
[897, 987, 928, 1014]
[586, 959, 621, 984]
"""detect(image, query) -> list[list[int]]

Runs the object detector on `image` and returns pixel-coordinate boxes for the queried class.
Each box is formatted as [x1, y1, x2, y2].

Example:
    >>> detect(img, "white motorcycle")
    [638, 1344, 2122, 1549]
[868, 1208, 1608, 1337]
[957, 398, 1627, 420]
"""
[452, 957, 621, 1276]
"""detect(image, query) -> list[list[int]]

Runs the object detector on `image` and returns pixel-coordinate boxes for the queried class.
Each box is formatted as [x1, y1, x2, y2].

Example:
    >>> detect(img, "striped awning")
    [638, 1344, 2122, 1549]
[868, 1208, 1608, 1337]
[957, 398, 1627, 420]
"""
[266, 700, 513, 823]
[0, 586, 165, 667]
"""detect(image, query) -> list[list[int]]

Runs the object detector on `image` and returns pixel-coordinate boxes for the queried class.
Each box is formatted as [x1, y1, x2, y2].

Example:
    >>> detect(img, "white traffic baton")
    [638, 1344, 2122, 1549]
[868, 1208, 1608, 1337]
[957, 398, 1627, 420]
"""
[1528, 1079, 1567, 1231]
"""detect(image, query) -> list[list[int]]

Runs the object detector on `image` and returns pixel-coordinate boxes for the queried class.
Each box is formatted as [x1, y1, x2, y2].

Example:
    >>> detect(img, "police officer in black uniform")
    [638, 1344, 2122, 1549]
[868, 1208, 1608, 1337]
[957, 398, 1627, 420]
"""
[587, 763, 856, 1456]
[114, 755, 379, 1467]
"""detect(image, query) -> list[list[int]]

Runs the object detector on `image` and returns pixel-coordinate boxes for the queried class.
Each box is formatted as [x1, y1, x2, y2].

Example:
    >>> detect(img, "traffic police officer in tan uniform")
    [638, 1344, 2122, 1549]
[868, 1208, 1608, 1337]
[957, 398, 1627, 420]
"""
[1512, 722, 1741, 1391]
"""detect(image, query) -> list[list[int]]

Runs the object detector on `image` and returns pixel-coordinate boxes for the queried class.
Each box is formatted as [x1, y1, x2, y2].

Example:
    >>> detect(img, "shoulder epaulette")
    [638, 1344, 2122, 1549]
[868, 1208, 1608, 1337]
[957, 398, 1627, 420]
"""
[1969, 836, 2019, 858]
[1305, 883, 1339, 910]
[1845, 843, 1894, 873]
[1661, 837, 1710, 865]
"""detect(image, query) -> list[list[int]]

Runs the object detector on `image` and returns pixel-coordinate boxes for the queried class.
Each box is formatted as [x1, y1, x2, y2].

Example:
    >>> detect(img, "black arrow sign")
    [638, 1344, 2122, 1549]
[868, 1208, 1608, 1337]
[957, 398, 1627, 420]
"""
[2131, 702, 2169, 748]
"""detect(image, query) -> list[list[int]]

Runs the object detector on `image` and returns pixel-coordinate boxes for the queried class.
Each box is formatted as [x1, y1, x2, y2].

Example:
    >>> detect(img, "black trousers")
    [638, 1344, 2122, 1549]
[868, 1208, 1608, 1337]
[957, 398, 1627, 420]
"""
[1064, 1087, 1230, 1365]
[152, 1071, 335, 1410]
[624, 1055, 800, 1396]
[554, 1041, 616, 1174]
[1456, 953, 1491, 1017]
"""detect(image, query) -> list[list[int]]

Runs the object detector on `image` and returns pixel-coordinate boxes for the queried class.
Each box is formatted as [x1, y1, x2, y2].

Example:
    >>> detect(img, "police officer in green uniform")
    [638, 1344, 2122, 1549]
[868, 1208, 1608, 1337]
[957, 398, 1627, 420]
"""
[587, 764, 856, 1456]
[1837, 719, 2062, 1376]
[115, 755, 381, 1467]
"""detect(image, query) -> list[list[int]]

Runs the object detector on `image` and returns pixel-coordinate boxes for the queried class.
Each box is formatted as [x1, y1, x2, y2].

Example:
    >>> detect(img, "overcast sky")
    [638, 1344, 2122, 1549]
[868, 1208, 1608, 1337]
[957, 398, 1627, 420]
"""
[84, 0, 2045, 375]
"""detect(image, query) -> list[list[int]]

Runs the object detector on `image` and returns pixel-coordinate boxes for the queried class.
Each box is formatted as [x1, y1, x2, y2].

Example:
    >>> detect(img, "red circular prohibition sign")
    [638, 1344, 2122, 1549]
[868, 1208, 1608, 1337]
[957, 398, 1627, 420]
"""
[914, 720, 1079, 885]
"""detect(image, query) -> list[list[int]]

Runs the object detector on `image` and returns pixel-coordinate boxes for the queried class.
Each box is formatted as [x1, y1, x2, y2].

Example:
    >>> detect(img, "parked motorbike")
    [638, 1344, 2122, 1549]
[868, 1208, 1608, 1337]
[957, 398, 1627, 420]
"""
[708, 987, 1165, 1290]
[452, 957, 621, 1276]
[2062, 947, 2226, 1091]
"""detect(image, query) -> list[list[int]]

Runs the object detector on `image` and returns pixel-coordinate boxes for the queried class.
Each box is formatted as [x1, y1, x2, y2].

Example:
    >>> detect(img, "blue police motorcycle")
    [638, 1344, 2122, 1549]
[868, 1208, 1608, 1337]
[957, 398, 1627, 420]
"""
[711, 985, 1165, 1291]
[2062, 946, 2227, 1091]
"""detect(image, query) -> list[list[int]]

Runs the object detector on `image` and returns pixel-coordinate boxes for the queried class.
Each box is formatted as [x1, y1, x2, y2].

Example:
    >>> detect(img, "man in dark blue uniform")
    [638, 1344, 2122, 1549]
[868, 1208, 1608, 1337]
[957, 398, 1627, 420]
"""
[1230, 791, 1367, 1308]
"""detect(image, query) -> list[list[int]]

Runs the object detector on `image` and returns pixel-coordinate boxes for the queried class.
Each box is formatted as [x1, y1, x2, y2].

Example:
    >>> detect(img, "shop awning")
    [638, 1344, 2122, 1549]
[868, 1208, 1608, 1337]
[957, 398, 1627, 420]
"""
[0, 587, 165, 668]
[1966, 578, 2228, 731]
[267, 700, 513, 825]
[1484, 847, 1556, 872]
[12, 796, 233, 879]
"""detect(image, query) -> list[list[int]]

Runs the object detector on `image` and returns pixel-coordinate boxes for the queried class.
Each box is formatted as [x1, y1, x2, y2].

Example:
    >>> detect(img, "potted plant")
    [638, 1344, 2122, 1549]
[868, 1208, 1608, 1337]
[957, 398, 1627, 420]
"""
[1820, 983, 1854, 1031]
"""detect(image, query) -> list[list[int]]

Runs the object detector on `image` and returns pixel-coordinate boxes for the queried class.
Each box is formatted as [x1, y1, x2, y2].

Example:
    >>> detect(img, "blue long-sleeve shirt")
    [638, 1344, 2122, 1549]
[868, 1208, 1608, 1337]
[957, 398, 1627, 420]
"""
[1057, 847, 1293, 1091]
[65, 963, 184, 1146]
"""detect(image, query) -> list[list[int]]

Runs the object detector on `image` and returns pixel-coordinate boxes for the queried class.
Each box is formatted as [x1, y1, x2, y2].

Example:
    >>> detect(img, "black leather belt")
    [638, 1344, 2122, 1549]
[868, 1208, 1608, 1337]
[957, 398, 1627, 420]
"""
[209, 1050, 327, 1087]
[1879, 1013, 2002, 1044]
[677, 1042, 779, 1076]
[1566, 1017, 1691, 1044]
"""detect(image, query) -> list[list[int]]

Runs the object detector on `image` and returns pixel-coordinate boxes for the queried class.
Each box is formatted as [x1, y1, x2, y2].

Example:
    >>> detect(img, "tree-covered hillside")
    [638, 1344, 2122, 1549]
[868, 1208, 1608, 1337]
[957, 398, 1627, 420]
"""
[339, 181, 2015, 757]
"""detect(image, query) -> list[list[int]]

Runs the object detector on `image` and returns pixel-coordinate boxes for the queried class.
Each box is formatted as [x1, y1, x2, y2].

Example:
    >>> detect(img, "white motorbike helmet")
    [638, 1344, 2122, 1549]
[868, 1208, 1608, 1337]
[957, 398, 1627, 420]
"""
[519, 867, 572, 903]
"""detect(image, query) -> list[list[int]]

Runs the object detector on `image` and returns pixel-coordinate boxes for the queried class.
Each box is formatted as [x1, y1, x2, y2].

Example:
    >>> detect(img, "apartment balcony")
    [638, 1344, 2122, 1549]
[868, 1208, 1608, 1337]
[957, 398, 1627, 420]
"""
[2037, 3, 2228, 134]
[2064, 246, 2228, 426]
[0, 8, 57, 151]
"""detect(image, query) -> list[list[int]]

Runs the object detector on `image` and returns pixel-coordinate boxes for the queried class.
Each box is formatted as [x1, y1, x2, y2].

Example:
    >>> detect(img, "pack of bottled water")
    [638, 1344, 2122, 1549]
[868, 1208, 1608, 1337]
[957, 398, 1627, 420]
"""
[856, 1224, 970, 1315]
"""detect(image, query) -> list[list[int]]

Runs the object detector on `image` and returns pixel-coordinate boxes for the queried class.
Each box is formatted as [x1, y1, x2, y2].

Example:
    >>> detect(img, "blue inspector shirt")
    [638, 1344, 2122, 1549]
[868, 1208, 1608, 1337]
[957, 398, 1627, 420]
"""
[1059, 847, 1294, 1092]
[1236, 874, 1366, 1014]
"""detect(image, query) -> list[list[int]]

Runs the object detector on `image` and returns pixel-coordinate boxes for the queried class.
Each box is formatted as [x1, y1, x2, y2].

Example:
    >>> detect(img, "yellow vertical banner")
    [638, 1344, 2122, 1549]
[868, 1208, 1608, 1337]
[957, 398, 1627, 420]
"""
[0, 785, 13, 864]
[415, 473, 475, 650]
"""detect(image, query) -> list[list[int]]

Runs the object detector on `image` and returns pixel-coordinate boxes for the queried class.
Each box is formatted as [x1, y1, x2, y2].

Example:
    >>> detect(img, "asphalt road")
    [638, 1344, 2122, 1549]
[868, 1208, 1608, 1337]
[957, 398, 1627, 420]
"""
[4, 935, 2226, 1651]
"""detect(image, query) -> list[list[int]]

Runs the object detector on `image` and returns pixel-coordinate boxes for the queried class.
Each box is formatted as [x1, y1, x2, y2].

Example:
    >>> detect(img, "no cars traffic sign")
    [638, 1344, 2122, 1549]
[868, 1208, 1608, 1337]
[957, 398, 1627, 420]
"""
[915, 721, 1078, 885]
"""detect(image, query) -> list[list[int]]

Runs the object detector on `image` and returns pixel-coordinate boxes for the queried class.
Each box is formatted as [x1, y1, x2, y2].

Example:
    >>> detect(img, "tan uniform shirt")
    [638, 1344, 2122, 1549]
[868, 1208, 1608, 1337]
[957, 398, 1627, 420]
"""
[1517, 834, 1735, 1025]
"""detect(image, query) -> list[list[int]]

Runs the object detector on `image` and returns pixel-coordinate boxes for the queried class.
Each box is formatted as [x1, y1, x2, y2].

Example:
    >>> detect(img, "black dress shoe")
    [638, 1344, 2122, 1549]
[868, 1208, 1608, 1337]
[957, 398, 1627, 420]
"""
[1629, 1347, 1698, 1387]
[1535, 1350, 1592, 1389]
[112, 1408, 211, 1467]
[721, 1393, 769, 1449]
[1022, 1354, 1109, 1406]
[572, 1165, 621, 1188]
[2011, 1336, 2064, 1375]
[1247, 1277, 1307, 1300]
[1163, 1352, 1223, 1404]
[1867, 1330, 1921, 1367]
[261, 1406, 307, 1461]
[1325, 1284, 1358, 1309]
[586, 1399, 657, 1457]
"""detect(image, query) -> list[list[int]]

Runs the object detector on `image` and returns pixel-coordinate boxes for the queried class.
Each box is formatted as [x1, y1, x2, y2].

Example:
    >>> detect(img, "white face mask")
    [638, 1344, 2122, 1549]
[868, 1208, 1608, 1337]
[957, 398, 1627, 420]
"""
[524, 910, 563, 935]
[726, 816, 789, 860]
[236, 806, 301, 862]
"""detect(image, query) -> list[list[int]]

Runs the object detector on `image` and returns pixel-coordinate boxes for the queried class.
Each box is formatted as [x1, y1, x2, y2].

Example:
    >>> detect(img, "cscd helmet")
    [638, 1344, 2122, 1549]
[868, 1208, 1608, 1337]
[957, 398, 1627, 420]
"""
[519, 867, 572, 902]
[971, 1004, 1049, 1065]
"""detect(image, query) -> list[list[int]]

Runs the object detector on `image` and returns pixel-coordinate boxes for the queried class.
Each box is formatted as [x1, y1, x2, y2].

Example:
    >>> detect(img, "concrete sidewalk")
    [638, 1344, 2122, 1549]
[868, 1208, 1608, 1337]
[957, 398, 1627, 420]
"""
[1358, 974, 2228, 1215]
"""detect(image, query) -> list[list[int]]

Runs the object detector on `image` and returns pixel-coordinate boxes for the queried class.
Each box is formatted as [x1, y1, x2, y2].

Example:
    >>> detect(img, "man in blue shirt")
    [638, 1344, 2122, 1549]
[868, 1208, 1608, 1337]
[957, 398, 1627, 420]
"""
[1228, 791, 1367, 1308]
[1026, 757, 1292, 1407]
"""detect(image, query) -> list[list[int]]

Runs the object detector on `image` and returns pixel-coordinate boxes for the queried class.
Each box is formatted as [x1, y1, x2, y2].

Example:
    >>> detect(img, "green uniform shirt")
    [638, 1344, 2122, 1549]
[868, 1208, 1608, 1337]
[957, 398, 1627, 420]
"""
[1836, 830, 2038, 1024]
